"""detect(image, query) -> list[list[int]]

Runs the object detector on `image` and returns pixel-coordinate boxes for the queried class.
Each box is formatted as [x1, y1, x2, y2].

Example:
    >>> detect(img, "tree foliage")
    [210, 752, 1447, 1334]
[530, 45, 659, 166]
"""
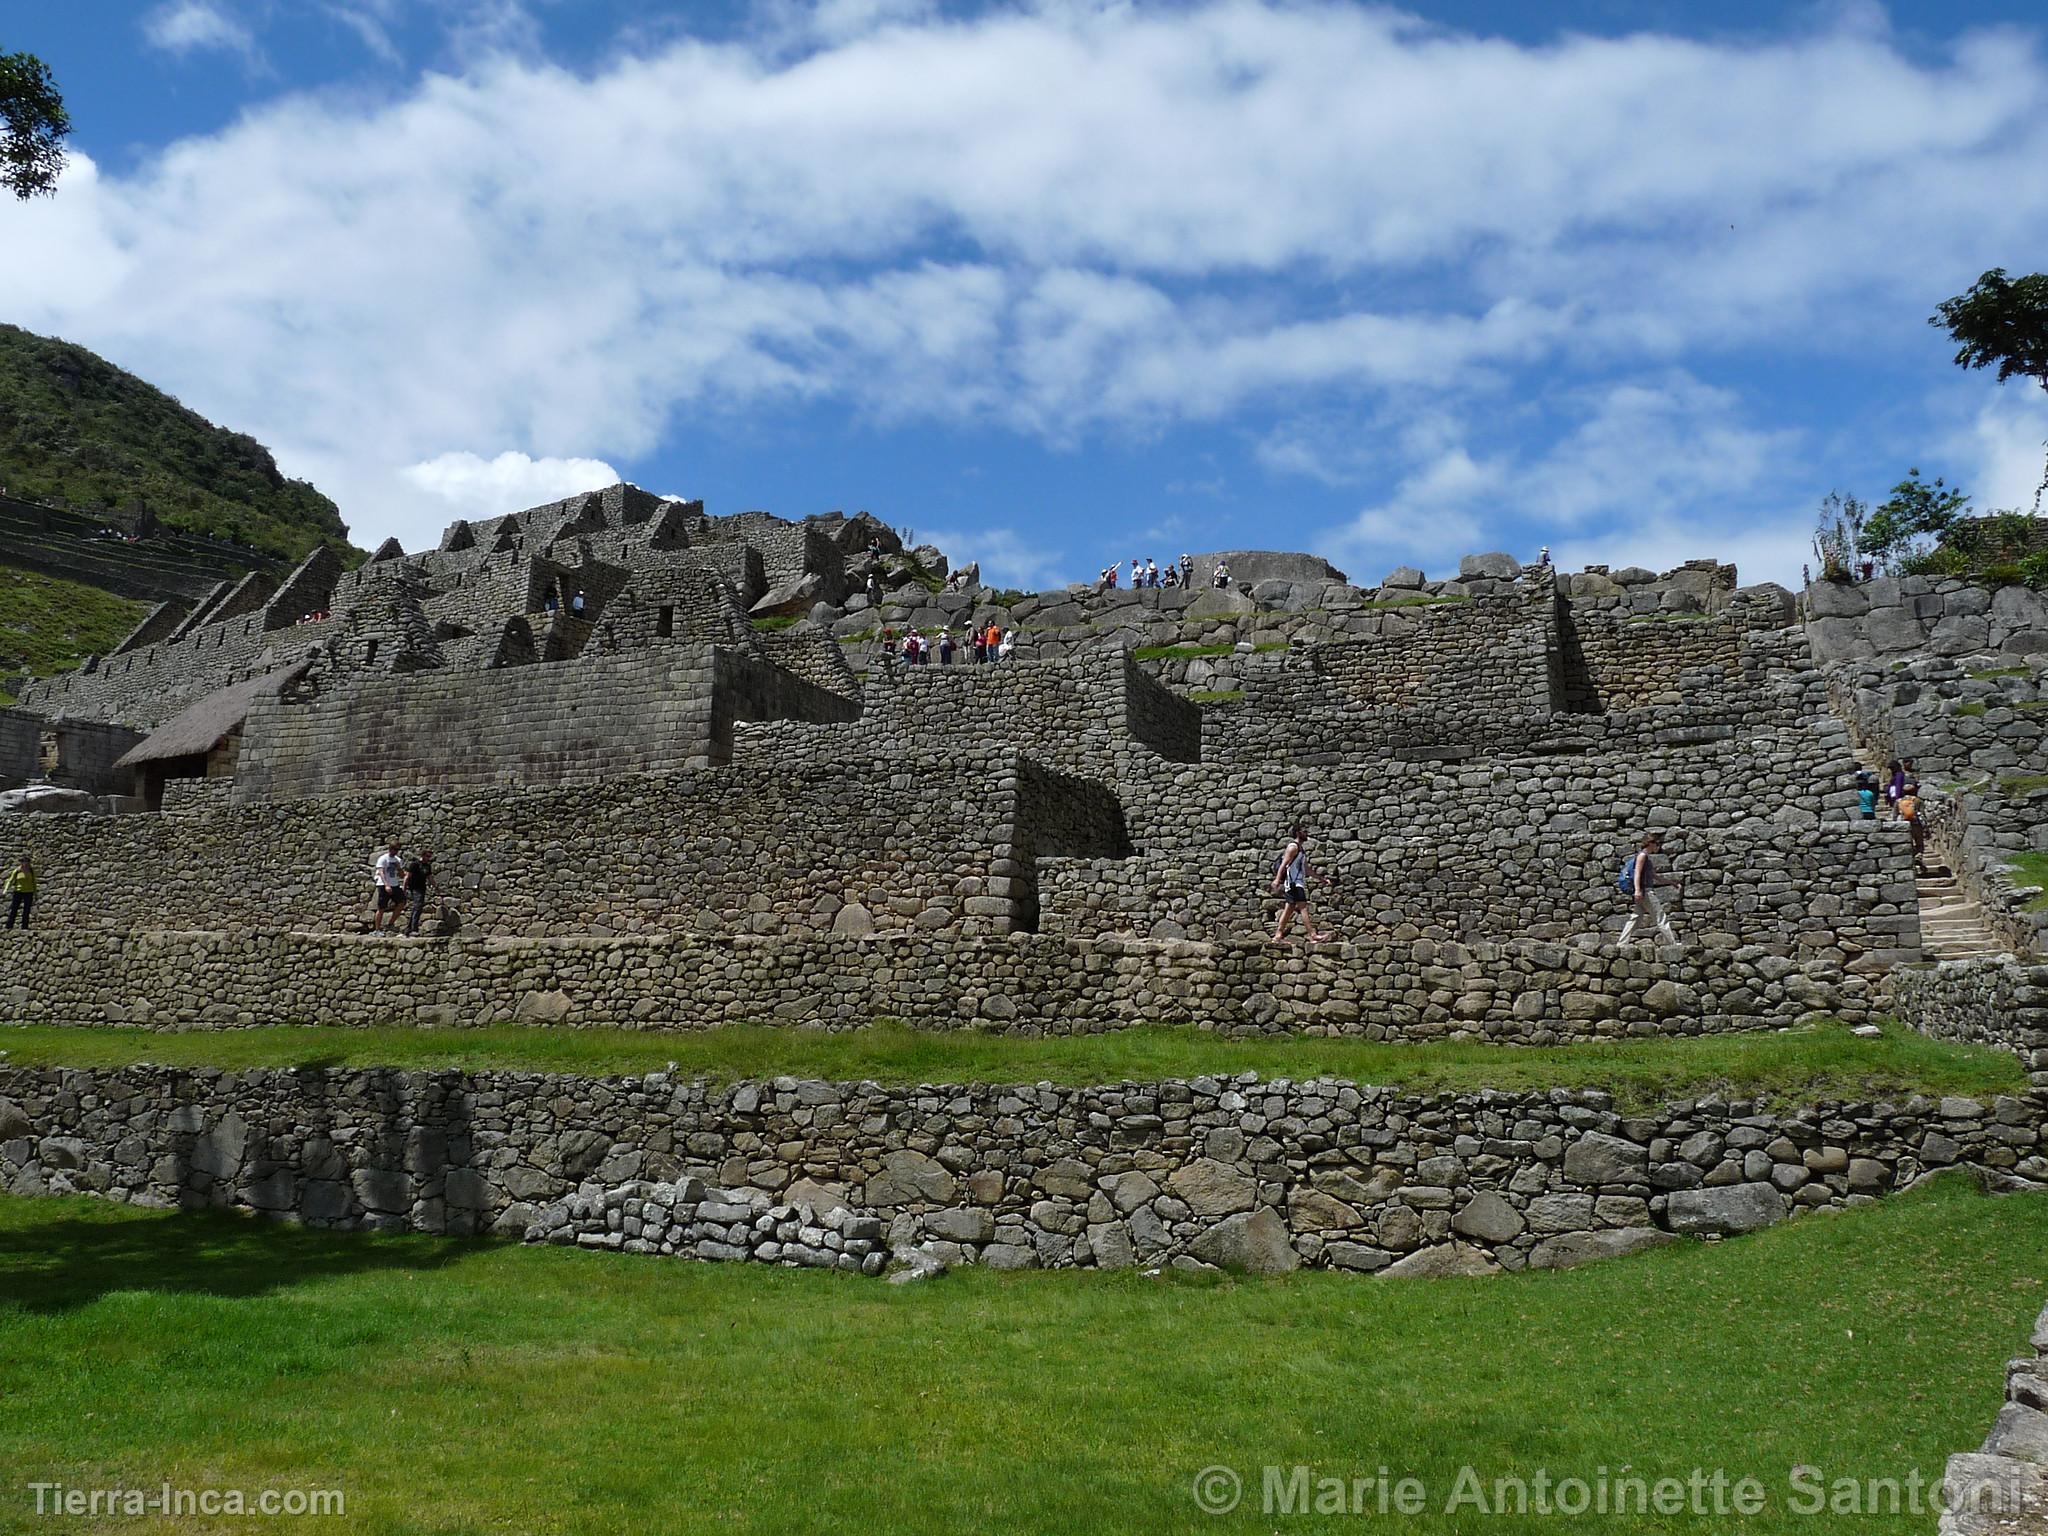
[0, 49, 69, 199]
[1933, 268, 2048, 511]
[0, 324, 354, 561]
[1862, 469, 1969, 567]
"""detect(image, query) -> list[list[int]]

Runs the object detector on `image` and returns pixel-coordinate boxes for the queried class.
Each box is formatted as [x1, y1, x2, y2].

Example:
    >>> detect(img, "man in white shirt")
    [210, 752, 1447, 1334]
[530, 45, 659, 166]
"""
[373, 843, 405, 932]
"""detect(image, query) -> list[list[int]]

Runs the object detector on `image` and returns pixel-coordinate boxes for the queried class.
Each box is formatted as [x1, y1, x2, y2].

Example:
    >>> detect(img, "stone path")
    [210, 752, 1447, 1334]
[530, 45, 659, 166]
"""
[1917, 864, 2005, 962]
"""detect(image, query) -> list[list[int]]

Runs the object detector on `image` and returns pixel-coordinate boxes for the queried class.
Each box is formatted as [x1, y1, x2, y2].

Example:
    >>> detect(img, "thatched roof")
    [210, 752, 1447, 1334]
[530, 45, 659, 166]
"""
[114, 659, 314, 768]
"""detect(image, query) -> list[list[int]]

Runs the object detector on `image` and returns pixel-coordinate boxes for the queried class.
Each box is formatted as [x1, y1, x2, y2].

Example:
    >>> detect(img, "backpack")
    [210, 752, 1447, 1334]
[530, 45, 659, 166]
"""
[1616, 853, 1638, 893]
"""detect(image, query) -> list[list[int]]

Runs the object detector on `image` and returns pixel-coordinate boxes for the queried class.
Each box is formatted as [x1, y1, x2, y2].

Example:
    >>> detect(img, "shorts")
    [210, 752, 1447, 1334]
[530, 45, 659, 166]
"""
[1284, 884, 1308, 907]
[377, 887, 402, 910]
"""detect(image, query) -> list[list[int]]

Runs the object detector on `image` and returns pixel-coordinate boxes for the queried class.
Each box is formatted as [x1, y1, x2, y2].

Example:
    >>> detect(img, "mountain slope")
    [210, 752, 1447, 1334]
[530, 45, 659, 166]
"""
[0, 324, 352, 561]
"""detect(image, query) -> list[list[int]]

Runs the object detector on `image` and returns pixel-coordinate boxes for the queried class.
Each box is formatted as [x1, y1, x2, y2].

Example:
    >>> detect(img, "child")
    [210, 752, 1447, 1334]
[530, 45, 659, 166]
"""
[1856, 771, 1877, 821]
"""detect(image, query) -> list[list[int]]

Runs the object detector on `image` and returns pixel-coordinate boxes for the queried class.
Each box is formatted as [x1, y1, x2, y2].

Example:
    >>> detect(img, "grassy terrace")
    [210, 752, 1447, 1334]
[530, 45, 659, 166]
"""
[0, 563, 149, 690]
[0, 1019, 2025, 1107]
[0, 1178, 2042, 1533]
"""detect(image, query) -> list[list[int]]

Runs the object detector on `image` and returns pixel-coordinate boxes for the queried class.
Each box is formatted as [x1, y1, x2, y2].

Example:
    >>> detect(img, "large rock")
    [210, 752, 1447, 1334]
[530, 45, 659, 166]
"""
[1186, 587, 1256, 618]
[1563, 1132, 1647, 1186]
[866, 1150, 958, 1207]
[1804, 580, 1869, 619]
[1380, 1241, 1502, 1278]
[1449, 1191, 1526, 1243]
[1188, 1209, 1300, 1276]
[1459, 551, 1522, 581]
[1188, 550, 1348, 586]
[1664, 1182, 1787, 1236]
[1168, 1158, 1257, 1217]
[1527, 1228, 1676, 1270]
[749, 575, 824, 618]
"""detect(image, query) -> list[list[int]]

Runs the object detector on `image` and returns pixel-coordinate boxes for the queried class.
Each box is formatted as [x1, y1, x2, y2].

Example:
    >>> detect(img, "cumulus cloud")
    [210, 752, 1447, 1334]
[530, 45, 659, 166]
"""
[400, 450, 623, 524]
[142, 0, 262, 63]
[1950, 390, 2048, 515]
[6, 3, 2047, 555]
[920, 525, 1072, 592]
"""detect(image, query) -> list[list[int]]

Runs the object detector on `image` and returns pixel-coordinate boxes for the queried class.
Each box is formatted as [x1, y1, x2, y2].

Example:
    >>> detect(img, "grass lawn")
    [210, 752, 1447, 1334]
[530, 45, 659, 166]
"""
[0, 1177, 2039, 1533]
[0, 564, 149, 684]
[0, 1018, 2025, 1109]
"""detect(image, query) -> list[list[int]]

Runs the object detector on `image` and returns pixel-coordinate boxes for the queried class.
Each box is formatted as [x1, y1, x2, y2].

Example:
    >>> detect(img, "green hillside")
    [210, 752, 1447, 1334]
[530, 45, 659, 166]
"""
[0, 324, 352, 561]
[0, 566, 149, 700]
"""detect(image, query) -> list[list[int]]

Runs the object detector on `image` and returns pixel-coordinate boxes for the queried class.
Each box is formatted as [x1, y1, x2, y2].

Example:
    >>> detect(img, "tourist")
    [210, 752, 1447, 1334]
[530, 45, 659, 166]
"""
[542, 590, 558, 613]
[985, 620, 1002, 662]
[1617, 832, 1683, 945]
[997, 628, 1015, 662]
[404, 848, 438, 936]
[1180, 553, 1194, 585]
[1884, 759, 1905, 815]
[1268, 824, 1331, 944]
[1899, 781, 1924, 858]
[1856, 770, 1878, 821]
[1162, 563, 1179, 589]
[1146, 558, 1160, 588]
[1213, 562, 1231, 589]
[973, 626, 988, 665]
[5, 853, 36, 930]
[570, 590, 586, 616]
[939, 629, 955, 665]
[373, 842, 405, 932]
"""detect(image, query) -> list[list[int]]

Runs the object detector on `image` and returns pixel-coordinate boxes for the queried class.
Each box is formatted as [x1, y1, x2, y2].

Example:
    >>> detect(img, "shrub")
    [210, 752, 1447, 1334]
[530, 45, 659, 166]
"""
[1981, 562, 2028, 588]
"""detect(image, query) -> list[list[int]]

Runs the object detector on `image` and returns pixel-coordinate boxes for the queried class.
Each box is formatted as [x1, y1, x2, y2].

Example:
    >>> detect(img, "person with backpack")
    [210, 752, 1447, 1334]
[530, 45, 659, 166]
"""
[1884, 760, 1905, 816]
[1268, 823, 1332, 945]
[1898, 781, 1924, 858]
[404, 848, 439, 936]
[1617, 832, 1684, 945]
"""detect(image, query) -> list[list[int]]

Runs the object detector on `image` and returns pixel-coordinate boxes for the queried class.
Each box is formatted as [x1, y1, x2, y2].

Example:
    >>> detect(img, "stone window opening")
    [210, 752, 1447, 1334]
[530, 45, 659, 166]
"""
[657, 605, 674, 638]
[365, 638, 379, 666]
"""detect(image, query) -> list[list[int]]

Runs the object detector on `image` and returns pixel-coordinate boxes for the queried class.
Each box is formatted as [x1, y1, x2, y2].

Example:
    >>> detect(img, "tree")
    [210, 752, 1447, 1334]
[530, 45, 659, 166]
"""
[0, 49, 68, 199]
[1811, 490, 1867, 581]
[1861, 468, 1969, 568]
[1932, 268, 2048, 510]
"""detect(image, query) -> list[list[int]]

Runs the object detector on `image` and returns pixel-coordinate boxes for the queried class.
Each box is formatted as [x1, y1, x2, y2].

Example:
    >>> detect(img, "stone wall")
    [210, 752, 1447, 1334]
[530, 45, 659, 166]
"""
[1, 1065, 2033, 1276]
[0, 496, 273, 604]
[0, 711, 145, 795]
[0, 753, 1098, 940]
[0, 927, 1868, 1034]
[232, 645, 860, 801]
[1891, 958, 2048, 1087]
[1939, 1301, 2048, 1534]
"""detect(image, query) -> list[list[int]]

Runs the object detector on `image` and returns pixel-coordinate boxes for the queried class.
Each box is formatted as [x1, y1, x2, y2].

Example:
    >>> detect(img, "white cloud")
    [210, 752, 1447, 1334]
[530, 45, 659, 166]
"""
[1325, 374, 1809, 586]
[142, 0, 261, 63]
[399, 450, 623, 525]
[920, 525, 1071, 592]
[1952, 389, 2048, 516]
[5, 3, 2047, 559]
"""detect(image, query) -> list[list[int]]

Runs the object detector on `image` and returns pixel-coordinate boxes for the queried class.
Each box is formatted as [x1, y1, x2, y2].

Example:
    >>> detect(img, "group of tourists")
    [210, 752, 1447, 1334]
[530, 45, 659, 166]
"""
[883, 625, 1013, 666]
[370, 842, 439, 935]
[540, 590, 587, 616]
[1093, 555, 1239, 592]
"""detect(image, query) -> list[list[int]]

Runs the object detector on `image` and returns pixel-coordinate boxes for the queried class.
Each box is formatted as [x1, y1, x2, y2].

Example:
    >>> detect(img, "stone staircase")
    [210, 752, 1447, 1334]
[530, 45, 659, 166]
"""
[1917, 864, 2006, 962]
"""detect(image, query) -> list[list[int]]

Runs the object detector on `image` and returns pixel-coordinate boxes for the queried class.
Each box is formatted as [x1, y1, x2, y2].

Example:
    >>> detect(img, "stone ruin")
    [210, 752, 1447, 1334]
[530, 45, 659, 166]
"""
[0, 487, 2044, 1295]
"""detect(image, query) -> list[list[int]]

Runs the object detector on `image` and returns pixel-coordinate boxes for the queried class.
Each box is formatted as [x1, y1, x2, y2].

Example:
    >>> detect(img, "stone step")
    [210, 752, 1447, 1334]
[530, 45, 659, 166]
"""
[1916, 869, 2001, 962]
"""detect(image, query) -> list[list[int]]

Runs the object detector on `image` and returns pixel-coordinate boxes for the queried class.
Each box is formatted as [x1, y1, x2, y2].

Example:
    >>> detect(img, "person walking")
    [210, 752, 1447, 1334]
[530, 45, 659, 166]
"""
[1268, 823, 1332, 944]
[1617, 832, 1684, 945]
[1884, 759, 1905, 816]
[404, 848, 439, 936]
[373, 842, 405, 932]
[5, 853, 36, 930]
[1855, 770, 1878, 820]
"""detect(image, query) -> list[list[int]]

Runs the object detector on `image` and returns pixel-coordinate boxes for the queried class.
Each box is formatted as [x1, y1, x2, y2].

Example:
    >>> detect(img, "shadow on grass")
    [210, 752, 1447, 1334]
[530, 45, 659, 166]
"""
[0, 1203, 477, 1315]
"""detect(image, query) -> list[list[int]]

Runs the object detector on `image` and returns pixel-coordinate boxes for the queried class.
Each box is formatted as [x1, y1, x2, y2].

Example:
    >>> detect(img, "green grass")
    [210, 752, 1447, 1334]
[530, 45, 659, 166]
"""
[2004, 852, 2048, 911]
[1186, 688, 1245, 703]
[1954, 701, 1987, 717]
[1359, 593, 1466, 610]
[749, 613, 803, 631]
[0, 1019, 2023, 1109]
[0, 564, 151, 677]
[1969, 666, 2032, 680]
[0, 1177, 2040, 1533]
[1999, 773, 2048, 798]
[1132, 642, 1236, 661]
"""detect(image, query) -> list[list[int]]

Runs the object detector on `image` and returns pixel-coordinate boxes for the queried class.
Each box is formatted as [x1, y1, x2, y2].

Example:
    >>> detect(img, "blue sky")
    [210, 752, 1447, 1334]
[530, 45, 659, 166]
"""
[3, 0, 2046, 589]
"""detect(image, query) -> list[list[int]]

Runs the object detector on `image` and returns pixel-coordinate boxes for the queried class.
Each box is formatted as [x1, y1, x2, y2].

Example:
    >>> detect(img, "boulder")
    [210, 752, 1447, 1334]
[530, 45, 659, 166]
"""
[1459, 551, 1522, 581]
[1168, 1158, 1257, 1217]
[1664, 1182, 1787, 1236]
[866, 1149, 958, 1207]
[1563, 1132, 1647, 1186]
[1449, 1191, 1526, 1243]
[1381, 565, 1426, 590]
[1380, 1241, 1502, 1278]
[0, 785, 100, 815]
[1188, 550, 1349, 586]
[749, 575, 824, 618]
[1527, 1228, 1676, 1270]
[1188, 1209, 1300, 1276]
[1804, 580, 1869, 619]
[1187, 587, 1256, 619]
